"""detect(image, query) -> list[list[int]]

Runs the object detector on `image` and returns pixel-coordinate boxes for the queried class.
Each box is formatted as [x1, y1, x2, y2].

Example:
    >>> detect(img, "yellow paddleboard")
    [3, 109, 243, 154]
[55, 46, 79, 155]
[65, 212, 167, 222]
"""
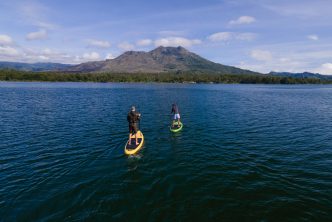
[124, 130, 144, 155]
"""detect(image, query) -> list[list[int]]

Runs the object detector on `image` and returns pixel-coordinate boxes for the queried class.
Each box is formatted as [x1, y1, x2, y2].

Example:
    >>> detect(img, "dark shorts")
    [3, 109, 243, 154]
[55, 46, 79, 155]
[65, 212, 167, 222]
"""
[129, 123, 138, 134]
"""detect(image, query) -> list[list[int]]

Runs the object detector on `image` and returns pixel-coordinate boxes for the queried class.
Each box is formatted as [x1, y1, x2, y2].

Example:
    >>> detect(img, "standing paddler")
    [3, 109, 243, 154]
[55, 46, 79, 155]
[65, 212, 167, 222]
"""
[127, 106, 141, 145]
[171, 103, 181, 128]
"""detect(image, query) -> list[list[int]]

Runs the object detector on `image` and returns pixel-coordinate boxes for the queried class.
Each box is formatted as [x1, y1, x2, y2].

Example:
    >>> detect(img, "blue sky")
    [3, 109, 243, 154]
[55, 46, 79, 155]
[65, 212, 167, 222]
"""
[0, 0, 332, 74]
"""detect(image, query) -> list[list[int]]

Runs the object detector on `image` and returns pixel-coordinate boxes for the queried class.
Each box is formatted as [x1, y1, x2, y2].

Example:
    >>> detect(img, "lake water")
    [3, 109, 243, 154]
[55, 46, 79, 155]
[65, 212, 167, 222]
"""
[0, 82, 331, 221]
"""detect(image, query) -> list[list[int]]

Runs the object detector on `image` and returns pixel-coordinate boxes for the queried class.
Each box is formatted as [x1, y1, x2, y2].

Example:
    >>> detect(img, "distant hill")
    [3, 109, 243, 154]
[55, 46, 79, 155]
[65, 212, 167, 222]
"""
[0, 61, 73, 72]
[68, 46, 260, 75]
[5, 48, 332, 78]
[269, 71, 332, 80]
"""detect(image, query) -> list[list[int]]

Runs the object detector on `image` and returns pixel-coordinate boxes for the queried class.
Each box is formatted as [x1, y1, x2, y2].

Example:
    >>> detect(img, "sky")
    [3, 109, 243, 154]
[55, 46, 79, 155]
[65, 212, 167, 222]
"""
[0, 0, 332, 74]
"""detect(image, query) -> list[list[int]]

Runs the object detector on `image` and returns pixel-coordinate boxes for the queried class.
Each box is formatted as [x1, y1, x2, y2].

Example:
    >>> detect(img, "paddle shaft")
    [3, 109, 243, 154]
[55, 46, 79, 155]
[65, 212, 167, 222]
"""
[137, 105, 141, 130]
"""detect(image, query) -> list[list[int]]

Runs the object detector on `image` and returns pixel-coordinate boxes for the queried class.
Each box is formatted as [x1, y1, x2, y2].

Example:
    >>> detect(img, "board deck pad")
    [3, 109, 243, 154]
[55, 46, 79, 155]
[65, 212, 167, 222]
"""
[124, 130, 144, 155]
[170, 122, 183, 132]
[171, 124, 182, 129]
[126, 138, 142, 150]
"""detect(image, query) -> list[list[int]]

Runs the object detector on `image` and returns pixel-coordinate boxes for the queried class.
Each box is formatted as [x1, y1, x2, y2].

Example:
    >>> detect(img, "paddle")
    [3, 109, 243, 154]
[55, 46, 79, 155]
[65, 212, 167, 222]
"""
[136, 105, 141, 131]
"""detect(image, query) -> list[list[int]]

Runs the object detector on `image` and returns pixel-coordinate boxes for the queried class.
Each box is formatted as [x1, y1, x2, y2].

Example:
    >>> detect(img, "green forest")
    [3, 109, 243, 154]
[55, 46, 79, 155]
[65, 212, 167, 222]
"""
[0, 69, 331, 84]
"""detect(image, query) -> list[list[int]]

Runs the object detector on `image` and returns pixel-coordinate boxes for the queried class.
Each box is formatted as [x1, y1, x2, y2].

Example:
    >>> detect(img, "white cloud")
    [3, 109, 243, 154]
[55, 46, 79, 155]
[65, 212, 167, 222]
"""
[20, 47, 71, 63]
[239, 56, 308, 74]
[42, 48, 52, 55]
[136, 39, 152, 46]
[154, 37, 201, 47]
[36, 21, 58, 30]
[19, 2, 58, 30]
[87, 39, 111, 48]
[105, 53, 115, 60]
[235, 33, 257, 41]
[250, 50, 273, 61]
[207, 32, 232, 42]
[238, 40, 332, 73]
[82, 52, 100, 60]
[0, 43, 100, 64]
[315, 63, 332, 75]
[38, 55, 49, 60]
[263, 1, 331, 18]
[0, 34, 14, 45]
[238, 43, 332, 73]
[207, 32, 257, 42]
[118, 42, 135, 51]
[229, 16, 256, 25]
[0, 46, 19, 56]
[307, 35, 319, 41]
[26, 29, 48, 41]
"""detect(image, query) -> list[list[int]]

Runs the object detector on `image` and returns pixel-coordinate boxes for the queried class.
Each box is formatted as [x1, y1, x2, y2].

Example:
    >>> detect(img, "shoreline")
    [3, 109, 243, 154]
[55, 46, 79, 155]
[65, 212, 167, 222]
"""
[1, 80, 332, 85]
[1, 70, 332, 84]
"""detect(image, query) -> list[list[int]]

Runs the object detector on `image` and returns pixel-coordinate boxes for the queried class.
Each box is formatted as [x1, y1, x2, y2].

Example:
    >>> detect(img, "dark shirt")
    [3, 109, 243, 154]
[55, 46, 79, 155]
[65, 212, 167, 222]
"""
[127, 111, 140, 124]
[171, 104, 179, 114]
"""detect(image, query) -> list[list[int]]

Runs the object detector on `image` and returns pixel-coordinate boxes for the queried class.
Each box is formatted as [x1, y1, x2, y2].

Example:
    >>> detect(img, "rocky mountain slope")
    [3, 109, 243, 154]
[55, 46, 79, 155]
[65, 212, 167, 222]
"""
[68, 46, 259, 74]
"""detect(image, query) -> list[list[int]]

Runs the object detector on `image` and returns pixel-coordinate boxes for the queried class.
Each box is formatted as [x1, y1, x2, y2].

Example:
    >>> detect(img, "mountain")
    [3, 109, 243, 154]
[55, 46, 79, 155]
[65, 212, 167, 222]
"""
[68, 46, 260, 74]
[269, 71, 332, 80]
[0, 61, 73, 72]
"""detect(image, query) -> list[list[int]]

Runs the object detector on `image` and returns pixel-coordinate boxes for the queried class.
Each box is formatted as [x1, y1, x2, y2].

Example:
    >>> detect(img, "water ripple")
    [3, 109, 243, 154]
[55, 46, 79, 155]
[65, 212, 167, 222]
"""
[0, 83, 331, 221]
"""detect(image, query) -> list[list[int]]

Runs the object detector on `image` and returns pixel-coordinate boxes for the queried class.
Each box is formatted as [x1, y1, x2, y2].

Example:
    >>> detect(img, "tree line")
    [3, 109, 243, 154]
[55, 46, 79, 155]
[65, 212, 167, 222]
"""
[0, 69, 331, 84]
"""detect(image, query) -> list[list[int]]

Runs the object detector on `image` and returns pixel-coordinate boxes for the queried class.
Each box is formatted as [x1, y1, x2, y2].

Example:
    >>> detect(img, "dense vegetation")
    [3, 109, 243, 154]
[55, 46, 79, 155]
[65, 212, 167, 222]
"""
[1, 69, 331, 84]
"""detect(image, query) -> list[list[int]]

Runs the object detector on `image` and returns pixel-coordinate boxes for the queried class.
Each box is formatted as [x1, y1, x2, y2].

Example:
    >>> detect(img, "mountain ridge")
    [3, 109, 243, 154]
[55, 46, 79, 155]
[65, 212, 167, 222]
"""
[67, 46, 260, 75]
[1, 47, 332, 79]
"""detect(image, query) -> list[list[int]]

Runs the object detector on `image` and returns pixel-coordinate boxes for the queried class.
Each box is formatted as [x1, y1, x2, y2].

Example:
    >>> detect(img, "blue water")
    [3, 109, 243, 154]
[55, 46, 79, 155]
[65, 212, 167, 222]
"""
[0, 82, 331, 221]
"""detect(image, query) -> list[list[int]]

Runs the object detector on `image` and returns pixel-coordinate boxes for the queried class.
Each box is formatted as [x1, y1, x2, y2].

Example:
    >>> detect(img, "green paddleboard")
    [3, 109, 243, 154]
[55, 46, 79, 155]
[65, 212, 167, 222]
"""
[170, 122, 183, 132]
